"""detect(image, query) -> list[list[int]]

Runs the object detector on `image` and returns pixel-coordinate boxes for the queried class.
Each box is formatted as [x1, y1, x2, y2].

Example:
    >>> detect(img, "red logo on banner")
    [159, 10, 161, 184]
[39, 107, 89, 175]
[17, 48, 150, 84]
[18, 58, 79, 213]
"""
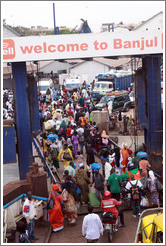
[3, 39, 15, 59]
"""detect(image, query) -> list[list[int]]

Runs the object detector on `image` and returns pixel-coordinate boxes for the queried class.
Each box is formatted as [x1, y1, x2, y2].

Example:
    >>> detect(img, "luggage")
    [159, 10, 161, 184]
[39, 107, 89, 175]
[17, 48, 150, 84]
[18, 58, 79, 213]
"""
[44, 121, 52, 130]
[63, 152, 72, 161]
[88, 192, 100, 207]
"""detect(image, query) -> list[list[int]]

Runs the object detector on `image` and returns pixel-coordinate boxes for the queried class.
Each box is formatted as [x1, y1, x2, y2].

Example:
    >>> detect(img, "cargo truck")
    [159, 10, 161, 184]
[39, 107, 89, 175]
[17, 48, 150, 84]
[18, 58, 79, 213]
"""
[92, 70, 134, 101]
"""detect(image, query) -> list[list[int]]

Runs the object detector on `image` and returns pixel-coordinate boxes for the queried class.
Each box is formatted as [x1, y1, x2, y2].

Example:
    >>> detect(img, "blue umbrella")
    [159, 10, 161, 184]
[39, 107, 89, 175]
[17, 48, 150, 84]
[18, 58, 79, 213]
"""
[47, 134, 57, 143]
[136, 151, 147, 159]
[91, 162, 101, 171]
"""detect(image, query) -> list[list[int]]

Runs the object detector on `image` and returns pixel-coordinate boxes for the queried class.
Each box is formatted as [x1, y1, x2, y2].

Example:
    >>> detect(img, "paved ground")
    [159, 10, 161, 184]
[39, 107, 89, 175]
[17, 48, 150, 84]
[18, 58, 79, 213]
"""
[48, 210, 139, 244]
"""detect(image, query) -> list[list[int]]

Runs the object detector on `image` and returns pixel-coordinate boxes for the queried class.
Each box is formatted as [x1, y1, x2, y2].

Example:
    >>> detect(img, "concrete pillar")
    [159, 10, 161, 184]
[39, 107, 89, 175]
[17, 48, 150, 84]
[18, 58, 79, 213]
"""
[92, 111, 109, 133]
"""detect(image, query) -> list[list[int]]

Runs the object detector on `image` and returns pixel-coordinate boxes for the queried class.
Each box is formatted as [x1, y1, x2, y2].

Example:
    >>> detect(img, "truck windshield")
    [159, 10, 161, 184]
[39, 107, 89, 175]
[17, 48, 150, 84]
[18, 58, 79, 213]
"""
[38, 86, 49, 91]
[66, 83, 80, 89]
[94, 83, 113, 89]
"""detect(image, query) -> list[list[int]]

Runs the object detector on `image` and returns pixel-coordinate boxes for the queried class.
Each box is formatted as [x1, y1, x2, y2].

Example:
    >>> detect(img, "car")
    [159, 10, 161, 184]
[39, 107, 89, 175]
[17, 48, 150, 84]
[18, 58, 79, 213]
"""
[94, 91, 132, 113]
[135, 208, 163, 243]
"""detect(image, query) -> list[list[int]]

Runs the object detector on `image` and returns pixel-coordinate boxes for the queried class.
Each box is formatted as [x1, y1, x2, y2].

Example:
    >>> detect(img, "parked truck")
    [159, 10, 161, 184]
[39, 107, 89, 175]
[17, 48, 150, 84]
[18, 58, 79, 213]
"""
[59, 74, 88, 92]
[37, 78, 53, 95]
[92, 69, 134, 100]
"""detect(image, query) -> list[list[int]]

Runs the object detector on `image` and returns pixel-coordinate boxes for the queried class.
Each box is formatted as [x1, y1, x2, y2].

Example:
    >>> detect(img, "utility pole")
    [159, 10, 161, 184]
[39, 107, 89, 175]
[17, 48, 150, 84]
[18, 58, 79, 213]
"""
[53, 3, 57, 35]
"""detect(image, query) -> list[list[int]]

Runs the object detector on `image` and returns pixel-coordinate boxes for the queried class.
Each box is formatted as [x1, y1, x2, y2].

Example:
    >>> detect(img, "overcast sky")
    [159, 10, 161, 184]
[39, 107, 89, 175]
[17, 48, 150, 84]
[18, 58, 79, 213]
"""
[1, 1, 165, 32]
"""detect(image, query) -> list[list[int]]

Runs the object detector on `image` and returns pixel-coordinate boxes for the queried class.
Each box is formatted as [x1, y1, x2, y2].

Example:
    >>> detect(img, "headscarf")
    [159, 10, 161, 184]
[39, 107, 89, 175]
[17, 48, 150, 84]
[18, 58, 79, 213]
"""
[149, 170, 155, 182]
[122, 142, 128, 149]
[52, 184, 62, 193]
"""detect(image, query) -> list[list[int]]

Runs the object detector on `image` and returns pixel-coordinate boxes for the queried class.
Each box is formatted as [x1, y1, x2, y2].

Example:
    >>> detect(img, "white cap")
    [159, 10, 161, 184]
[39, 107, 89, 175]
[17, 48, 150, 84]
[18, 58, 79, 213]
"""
[128, 157, 132, 163]
[79, 163, 84, 168]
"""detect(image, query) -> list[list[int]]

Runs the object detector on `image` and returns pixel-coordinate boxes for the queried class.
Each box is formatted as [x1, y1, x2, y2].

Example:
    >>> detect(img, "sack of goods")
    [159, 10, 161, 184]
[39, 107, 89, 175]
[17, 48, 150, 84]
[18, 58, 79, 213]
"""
[88, 193, 100, 207]
[63, 152, 72, 161]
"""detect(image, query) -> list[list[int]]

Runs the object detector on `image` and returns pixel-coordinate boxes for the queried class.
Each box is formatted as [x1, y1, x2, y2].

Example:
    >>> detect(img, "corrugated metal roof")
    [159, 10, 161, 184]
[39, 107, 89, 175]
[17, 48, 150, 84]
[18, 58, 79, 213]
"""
[3, 63, 37, 75]
[3, 24, 21, 37]
[134, 11, 163, 30]
[93, 57, 132, 67]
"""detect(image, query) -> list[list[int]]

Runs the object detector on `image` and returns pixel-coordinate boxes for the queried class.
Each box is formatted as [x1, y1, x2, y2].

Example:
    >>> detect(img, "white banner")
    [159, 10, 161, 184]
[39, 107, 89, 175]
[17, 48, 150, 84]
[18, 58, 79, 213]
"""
[3, 31, 163, 62]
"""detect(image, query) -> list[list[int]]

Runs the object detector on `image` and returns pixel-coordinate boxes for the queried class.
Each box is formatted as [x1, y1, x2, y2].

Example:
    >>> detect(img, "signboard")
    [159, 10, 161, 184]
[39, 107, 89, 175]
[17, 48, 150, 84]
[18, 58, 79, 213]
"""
[3, 31, 163, 63]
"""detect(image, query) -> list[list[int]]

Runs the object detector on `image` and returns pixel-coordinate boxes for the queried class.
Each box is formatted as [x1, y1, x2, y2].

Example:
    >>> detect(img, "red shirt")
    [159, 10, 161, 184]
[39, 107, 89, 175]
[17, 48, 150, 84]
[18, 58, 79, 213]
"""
[67, 128, 72, 137]
[101, 198, 122, 218]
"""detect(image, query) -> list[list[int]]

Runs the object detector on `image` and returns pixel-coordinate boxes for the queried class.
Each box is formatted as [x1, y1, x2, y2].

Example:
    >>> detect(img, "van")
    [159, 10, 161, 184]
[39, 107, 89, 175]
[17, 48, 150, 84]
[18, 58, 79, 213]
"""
[94, 91, 132, 113]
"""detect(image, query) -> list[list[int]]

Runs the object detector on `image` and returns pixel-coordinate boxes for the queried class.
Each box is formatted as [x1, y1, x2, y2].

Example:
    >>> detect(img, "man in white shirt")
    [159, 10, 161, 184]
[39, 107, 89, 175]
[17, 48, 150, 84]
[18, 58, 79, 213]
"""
[23, 191, 38, 242]
[82, 205, 103, 243]
[82, 88, 88, 98]
[108, 99, 113, 115]
[101, 158, 112, 182]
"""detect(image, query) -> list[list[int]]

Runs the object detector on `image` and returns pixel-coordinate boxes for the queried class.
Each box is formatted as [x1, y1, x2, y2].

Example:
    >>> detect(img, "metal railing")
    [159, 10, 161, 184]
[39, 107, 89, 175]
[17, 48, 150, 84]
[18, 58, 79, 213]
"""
[32, 138, 57, 184]
[3, 193, 48, 209]
[109, 138, 121, 151]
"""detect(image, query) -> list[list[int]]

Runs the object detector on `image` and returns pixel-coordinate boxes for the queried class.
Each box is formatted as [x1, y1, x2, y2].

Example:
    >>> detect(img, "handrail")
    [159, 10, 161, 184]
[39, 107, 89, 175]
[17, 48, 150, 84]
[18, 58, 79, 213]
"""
[32, 138, 57, 184]
[109, 138, 121, 151]
[3, 193, 48, 209]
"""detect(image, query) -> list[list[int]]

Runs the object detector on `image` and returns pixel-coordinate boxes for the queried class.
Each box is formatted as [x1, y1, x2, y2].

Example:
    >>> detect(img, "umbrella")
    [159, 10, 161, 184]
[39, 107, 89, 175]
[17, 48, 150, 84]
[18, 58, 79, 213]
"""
[47, 134, 57, 143]
[91, 162, 101, 171]
[136, 151, 147, 159]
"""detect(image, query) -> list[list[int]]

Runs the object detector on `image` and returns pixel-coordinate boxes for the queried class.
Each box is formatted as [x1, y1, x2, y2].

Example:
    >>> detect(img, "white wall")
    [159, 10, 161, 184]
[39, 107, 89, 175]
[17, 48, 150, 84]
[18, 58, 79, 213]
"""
[69, 60, 110, 83]
[40, 61, 71, 73]
[135, 12, 163, 32]
[114, 27, 130, 33]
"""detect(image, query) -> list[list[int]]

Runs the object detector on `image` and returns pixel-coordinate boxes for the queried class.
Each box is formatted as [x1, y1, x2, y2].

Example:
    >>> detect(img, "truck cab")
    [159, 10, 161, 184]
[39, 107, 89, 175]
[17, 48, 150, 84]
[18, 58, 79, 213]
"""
[65, 78, 81, 92]
[92, 81, 113, 100]
[37, 79, 53, 95]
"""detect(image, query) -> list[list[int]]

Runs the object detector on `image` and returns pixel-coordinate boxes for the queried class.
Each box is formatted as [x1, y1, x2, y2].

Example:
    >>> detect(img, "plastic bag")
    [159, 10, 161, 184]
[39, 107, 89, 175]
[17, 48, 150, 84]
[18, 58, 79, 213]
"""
[76, 187, 82, 194]
[47, 198, 54, 209]
[140, 196, 149, 207]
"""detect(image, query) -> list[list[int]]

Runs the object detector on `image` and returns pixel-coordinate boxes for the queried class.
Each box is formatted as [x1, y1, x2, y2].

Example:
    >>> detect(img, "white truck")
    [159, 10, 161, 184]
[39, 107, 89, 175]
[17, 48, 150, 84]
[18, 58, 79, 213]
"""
[37, 79, 53, 95]
[59, 74, 88, 91]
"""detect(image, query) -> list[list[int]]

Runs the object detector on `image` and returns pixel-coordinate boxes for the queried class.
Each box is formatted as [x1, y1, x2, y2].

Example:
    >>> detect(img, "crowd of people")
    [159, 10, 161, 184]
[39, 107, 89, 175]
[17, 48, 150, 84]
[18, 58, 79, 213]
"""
[4, 84, 162, 243]
[35, 85, 162, 241]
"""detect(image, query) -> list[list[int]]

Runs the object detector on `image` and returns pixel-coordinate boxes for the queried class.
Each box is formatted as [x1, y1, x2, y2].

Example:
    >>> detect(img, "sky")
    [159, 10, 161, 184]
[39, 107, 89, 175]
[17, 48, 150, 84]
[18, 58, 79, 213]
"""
[1, 1, 165, 33]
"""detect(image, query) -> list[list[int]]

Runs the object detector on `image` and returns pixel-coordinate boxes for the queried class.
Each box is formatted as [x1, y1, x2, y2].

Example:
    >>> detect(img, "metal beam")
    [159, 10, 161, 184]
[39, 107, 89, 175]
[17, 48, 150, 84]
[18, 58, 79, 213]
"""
[142, 55, 162, 153]
[12, 62, 33, 180]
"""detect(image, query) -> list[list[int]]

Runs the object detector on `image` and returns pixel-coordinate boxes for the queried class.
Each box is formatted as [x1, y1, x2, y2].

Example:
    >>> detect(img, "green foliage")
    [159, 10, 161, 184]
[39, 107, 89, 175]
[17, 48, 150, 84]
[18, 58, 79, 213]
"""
[6, 24, 78, 36]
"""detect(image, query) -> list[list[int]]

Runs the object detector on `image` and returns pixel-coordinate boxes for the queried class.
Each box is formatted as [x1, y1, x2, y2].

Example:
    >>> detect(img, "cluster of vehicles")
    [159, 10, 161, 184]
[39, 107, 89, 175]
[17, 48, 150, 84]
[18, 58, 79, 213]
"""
[94, 90, 134, 114]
